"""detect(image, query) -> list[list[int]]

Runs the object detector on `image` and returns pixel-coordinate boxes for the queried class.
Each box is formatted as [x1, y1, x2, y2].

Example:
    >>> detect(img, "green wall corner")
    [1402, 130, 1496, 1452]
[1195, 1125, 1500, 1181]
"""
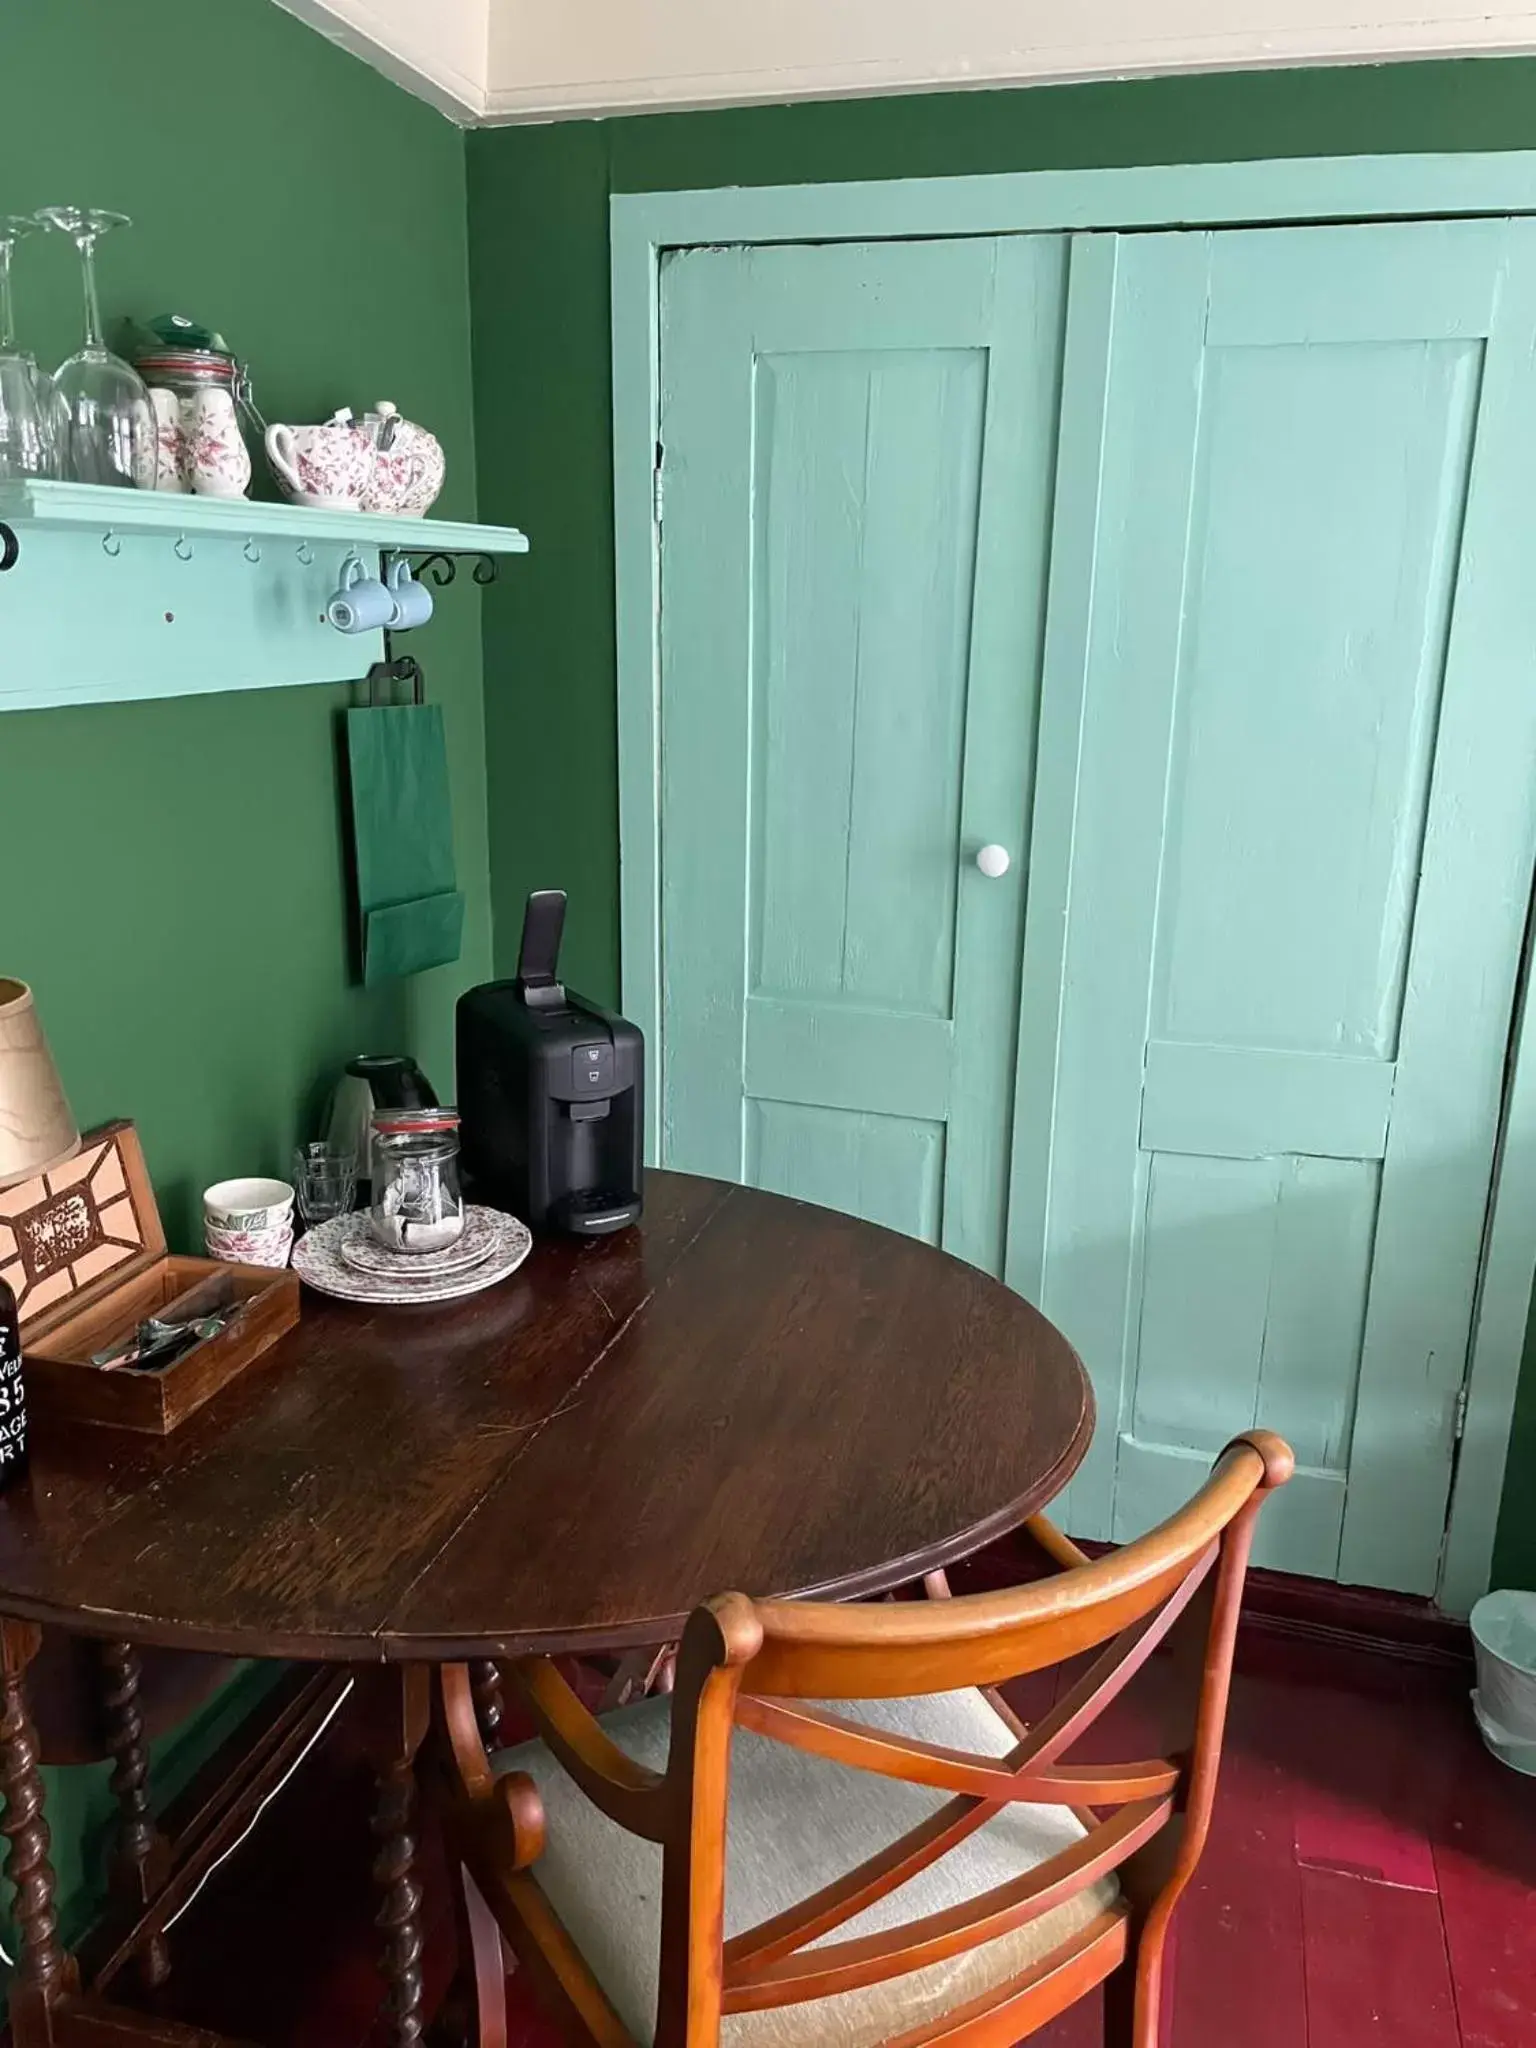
[5, 0, 487, 1246]
[3, 0, 484, 1949]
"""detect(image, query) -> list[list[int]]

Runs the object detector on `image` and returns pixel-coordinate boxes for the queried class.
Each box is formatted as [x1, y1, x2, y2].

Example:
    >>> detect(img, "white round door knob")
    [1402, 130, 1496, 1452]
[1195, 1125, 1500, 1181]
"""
[975, 844, 1011, 879]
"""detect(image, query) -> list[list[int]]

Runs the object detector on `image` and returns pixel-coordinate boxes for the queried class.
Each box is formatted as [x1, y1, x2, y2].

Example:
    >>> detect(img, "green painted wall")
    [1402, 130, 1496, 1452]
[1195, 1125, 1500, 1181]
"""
[2, 0, 481, 1948]
[465, 57, 1536, 1589]
[6, 0, 486, 1249]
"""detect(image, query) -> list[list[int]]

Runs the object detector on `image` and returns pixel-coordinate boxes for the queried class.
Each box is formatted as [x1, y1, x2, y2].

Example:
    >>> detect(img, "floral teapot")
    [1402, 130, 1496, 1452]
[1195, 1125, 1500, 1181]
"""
[357, 401, 445, 517]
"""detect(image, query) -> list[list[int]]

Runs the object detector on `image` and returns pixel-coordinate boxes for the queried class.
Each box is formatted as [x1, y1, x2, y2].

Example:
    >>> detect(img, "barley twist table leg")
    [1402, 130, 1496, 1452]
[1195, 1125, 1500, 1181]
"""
[0, 1619, 77, 2044]
[469, 1662, 503, 1751]
[100, 1639, 172, 1986]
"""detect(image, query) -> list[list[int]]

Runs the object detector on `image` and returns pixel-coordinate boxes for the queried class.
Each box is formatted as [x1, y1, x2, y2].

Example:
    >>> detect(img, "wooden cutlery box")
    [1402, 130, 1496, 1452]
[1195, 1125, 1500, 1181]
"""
[0, 1121, 299, 1435]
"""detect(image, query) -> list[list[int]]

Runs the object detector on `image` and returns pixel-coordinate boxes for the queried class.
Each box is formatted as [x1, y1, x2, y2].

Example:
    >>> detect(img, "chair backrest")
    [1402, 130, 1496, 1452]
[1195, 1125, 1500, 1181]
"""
[654, 1429, 1293, 2046]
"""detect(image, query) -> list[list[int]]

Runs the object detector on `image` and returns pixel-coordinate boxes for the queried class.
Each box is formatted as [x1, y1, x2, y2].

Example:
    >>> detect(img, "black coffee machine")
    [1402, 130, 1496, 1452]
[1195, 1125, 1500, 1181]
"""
[457, 891, 644, 1235]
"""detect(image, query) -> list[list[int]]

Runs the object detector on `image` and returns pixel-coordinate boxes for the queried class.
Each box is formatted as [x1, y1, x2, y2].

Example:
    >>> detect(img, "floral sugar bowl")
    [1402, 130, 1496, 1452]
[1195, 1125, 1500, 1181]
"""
[265, 411, 373, 511]
[358, 401, 445, 517]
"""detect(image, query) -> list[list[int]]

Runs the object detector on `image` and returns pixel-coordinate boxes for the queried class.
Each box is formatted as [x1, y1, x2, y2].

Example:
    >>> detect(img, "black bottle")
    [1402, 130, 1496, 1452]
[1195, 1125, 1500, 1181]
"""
[0, 1277, 27, 1490]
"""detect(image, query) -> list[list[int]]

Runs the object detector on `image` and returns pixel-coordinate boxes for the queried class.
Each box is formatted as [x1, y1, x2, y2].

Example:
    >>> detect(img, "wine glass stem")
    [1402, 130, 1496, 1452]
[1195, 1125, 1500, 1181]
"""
[0, 243, 14, 354]
[76, 234, 102, 350]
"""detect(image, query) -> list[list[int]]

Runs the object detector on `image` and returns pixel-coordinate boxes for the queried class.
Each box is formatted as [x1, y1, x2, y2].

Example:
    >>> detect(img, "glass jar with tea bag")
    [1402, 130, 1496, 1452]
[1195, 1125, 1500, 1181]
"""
[370, 1109, 463, 1255]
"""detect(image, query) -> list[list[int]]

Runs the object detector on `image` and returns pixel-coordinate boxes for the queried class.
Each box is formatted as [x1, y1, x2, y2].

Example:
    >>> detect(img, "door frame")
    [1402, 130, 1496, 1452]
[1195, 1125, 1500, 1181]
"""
[612, 151, 1536, 1613]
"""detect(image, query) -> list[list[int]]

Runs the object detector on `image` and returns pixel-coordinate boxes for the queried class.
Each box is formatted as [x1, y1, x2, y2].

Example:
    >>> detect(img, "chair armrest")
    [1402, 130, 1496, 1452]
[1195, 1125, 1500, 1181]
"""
[440, 1662, 546, 1870]
[509, 1656, 669, 1843]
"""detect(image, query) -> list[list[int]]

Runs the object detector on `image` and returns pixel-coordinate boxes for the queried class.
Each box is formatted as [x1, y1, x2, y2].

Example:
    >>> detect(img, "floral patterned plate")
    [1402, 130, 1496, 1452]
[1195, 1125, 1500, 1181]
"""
[339, 1206, 501, 1279]
[292, 1206, 532, 1306]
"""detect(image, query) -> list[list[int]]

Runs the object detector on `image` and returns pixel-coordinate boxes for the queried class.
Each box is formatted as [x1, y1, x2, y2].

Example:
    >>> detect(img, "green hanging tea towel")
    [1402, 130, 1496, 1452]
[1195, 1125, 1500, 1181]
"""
[345, 703, 465, 984]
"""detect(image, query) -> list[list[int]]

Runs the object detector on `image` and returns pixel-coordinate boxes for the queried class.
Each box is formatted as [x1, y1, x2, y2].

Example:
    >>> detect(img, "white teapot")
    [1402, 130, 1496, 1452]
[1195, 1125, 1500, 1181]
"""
[358, 401, 445, 517]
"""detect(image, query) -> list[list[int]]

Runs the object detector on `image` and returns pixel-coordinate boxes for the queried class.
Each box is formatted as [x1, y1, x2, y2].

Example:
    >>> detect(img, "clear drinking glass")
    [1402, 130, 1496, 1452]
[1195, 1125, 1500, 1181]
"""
[35, 206, 153, 488]
[292, 1142, 359, 1228]
[0, 215, 58, 480]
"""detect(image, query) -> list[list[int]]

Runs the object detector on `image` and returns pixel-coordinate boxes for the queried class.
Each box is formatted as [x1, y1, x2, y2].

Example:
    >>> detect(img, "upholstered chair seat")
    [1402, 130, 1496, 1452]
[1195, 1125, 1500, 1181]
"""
[497, 1685, 1121, 2047]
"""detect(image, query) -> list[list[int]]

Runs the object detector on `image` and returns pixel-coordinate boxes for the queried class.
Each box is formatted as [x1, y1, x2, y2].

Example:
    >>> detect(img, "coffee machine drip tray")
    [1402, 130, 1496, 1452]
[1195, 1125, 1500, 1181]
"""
[552, 1188, 644, 1236]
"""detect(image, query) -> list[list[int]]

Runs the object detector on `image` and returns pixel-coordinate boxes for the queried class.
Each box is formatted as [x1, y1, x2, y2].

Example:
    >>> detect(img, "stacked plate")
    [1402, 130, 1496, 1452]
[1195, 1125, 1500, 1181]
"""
[291, 1204, 532, 1305]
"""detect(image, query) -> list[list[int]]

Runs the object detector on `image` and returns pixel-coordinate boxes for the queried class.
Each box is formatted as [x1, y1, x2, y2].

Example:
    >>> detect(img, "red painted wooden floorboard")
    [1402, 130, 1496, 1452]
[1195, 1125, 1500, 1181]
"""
[1432, 1707, 1536, 2048]
[1165, 1668, 1310, 2048]
[500, 1972, 568, 2048]
[1301, 1865, 1460, 2048]
[1281, 1672, 1458, 1892]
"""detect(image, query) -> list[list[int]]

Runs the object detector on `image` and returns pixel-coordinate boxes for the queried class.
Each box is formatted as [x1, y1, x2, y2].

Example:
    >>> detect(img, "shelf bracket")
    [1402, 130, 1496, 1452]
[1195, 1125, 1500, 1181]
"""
[0, 522, 18, 573]
[400, 549, 499, 590]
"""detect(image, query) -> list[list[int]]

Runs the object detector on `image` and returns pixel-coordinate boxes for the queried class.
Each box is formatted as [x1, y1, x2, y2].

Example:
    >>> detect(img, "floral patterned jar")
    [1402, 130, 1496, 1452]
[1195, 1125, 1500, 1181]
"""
[132, 333, 260, 498]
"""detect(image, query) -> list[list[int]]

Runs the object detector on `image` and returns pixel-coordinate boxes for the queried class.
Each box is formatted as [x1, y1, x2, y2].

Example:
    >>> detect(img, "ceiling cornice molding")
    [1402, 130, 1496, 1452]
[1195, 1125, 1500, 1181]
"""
[275, 1, 1536, 129]
[273, 0, 488, 122]
[479, 22, 1536, 126]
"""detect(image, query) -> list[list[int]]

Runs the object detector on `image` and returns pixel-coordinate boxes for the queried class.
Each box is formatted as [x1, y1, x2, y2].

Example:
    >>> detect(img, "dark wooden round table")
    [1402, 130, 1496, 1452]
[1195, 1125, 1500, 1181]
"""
[0, 1172, 1093, 2048]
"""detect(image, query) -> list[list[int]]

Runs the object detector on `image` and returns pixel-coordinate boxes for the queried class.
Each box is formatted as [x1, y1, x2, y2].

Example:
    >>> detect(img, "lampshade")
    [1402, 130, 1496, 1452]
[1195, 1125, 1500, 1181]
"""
[0, 981, 80, 1192]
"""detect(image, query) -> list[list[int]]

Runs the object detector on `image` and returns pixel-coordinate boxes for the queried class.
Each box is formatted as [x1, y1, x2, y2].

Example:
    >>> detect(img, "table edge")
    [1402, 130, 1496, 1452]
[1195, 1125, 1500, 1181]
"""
[0, 1361, 1095, 1662]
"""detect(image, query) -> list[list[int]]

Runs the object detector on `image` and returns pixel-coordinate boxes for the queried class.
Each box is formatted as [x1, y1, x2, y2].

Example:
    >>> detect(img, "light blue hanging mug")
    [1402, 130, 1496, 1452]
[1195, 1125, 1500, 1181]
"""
[385, 555, 434, 630]
[327, 552, 398, 634]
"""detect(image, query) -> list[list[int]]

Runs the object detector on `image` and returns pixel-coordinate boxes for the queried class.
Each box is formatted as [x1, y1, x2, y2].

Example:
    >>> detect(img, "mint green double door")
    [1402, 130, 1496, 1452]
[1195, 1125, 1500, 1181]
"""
[656, 220, 1536, 1593]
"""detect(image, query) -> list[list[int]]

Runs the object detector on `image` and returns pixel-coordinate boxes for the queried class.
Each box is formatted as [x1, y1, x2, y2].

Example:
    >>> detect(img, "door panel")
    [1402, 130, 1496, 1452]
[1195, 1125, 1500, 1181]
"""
[659, 237, 1066, 1274]
[1023, 221, 1536, 1590]
[749, 1102, 946, 1245]
[1153, 336, 1477, 1058]
[751, 349, 983, 1020]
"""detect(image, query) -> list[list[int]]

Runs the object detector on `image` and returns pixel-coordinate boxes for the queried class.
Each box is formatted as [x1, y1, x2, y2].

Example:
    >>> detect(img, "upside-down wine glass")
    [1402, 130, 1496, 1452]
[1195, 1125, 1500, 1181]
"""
[0, 215, 58, 480]
[35, 205, 152, 487]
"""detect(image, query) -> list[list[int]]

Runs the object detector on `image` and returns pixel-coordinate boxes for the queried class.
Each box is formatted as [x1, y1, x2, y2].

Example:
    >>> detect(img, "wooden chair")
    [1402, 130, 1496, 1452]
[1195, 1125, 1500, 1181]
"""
[437, 1430, 1293, 2048]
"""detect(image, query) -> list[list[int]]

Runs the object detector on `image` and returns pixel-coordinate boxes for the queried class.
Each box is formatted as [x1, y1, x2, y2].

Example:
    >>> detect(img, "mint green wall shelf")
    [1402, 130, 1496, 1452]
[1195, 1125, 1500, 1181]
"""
[0, 481, 529, 713]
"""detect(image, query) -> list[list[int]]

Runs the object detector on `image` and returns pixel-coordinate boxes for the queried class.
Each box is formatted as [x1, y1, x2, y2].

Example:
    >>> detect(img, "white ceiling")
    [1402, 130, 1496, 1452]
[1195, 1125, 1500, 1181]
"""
[278, 0, 1536, 126]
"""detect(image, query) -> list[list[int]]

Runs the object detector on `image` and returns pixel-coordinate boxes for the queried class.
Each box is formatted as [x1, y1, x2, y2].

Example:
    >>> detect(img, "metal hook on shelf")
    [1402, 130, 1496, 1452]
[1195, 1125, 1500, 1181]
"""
[365, 654, 425, 708]
[173, 534, 194, 563]
[296, 540, 315, 566]
[100, 530, 121, 560]
[243, 538, 262, 565]
[0, 523, 17, 573]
